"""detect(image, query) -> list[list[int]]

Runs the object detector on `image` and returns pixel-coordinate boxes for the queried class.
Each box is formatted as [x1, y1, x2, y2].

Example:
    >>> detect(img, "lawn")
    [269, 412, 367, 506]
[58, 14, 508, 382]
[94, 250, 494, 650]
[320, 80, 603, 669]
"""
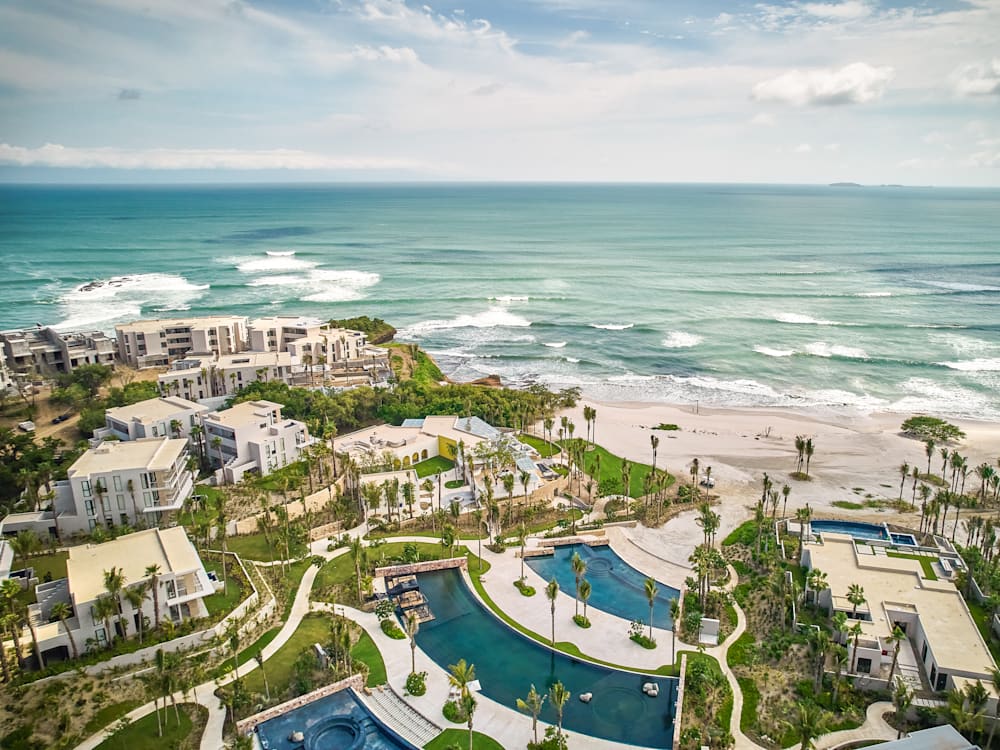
[886, 551, 938, 580]
[210, 627, 281, 680]
[561, 440, 668, 498]
[224, 532, 306, 561]
[23, 551, 68, 581]
[413, 455, 455, 478]
[351, 630, 386, 686]
[239, 614, 330, 698]
[517, 433, 561, 458]
[95, 703, 203, 750]
[314, 542, 460, 600]
[82, 700, 143, 736]
[202, 574, 244, 617]
[424, 729, 504, 750]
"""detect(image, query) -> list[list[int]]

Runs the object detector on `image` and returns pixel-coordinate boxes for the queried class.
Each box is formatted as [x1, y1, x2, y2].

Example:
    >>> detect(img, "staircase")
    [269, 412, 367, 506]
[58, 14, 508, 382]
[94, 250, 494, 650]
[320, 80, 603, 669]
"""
[359, 686, 441, 748]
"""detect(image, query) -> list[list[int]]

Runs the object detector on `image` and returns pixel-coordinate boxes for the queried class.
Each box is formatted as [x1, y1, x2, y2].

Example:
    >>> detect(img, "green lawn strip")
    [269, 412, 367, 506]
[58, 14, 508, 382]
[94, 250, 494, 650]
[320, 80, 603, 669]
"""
[252, 461, 309, 492]
[517, 433, 561, 458]
[885, 551, 938, 580]
[224, 533, 307, 562]
[315, 541, 459, 595]
[832, 500, 864, 510]
[351, 630, 387, 686]
[737, 676, 760, 733]
[424, 728, 504, 750]
[82, 700, 143, 736]
[239, 614, 330, 697]
[94, 703, 203, 750]
[365, 528, 484, 541]
[22, 551, 68, 581]
[467, 552, 676, 677]
[560, 440, 670, 498]
[727, 631, 755, 667]
[722, 520, 758, 547]
[282, 559, 313, 619]
[202, 575, 245, 617]
[413, 455, 455, 478]
[209, 627, 281, 680]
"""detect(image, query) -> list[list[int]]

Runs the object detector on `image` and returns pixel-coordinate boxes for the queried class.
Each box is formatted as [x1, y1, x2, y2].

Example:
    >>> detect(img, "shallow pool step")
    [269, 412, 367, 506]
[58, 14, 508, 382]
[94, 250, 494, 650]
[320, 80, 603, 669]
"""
[360, 685, 442, 747]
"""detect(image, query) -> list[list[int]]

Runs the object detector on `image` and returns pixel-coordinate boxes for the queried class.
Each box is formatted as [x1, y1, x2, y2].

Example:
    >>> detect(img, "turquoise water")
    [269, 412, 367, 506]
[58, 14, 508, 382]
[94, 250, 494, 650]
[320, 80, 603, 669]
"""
[255, 689, 414, 750]
[416, 568, 677, 748]
[810, 519, 916, 546]
[525, 543, 679, 630]
[2, 184, 999, 418]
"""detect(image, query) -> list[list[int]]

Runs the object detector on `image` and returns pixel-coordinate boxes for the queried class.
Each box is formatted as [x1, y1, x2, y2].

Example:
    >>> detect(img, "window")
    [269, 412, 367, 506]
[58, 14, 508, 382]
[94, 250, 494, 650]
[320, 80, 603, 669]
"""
[88, 518, 97, 531]
[856, 657, 872, 674]
[116, 494, 125, 511]
[85, 499, 96, 516]
[94, 627, 107, 646]
[81, 479, 92, 497]
[936, 670, 948, 691]
[120, 513, 129, 525]
[143, 491, 154, 508]
[113, 475, 123, 492]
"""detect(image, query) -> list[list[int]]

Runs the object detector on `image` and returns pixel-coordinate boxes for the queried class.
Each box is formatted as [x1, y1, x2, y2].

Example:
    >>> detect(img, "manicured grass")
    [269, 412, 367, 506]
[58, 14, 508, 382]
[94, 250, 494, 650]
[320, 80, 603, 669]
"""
[738, 676, 760, 733]
[517, 433, 561, 458]
[722, 520, 759, 547]
[886, 551, 939, 580]
[210, 627, 281, 680]
[562, 440, 669, 498]
[351, 630, 387, 686]
[313, 542, 457, 601]
[253, 461, 309, 492]
[424, 729, 504, 750]
[95, 703, 202, 750]
[239, 614, 330, 698]
[413, 455, 455, 478]
[832, 500, 864, 510]
[202, 574, 244, 617]
[224, 533, 306, 561]
[82, 700, 143, 736]
[727, 631, 755, 667]
[23, 551, 68, 581]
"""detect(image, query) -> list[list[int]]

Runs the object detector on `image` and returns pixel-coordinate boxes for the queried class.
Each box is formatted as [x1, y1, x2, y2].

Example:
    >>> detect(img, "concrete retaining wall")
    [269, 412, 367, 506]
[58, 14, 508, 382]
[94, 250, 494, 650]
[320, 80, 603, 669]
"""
[374, 556, 467, 578]
[236, 674, 365, 735]
[673, 653, 687, 750]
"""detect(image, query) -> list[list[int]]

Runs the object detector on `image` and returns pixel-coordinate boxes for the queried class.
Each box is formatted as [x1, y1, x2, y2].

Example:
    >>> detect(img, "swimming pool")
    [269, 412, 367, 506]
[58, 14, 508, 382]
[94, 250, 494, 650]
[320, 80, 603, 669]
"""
[417, 568, 677, 748]
[525, 543, 680, 630]
[810, 520, 917, 547]
[255, 689, 415, 750]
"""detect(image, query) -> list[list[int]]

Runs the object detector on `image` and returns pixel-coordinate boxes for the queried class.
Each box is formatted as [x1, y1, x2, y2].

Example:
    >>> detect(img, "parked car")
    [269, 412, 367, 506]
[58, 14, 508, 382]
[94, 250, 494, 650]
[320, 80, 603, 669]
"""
[51, 413, 71, 424]
[17, 421, 35, 432]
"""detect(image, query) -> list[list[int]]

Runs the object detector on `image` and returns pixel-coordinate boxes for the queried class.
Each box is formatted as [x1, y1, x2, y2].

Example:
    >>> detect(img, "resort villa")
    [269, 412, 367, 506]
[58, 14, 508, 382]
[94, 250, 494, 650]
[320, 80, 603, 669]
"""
[98, 395, 208, 443]
[23, 527, 213, 661]
[802, 530, 999, 696]
[115, 316, 249, 369]
[0, 325, 116, 375]
[157, 351, 297, 399]
[201, 399, 312, 484]
[248, 315, 368, 364]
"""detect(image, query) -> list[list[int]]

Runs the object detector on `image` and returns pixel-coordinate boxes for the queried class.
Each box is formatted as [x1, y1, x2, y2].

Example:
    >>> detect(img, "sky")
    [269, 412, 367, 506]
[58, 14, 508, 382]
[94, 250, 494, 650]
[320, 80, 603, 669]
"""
[0, 0, 998, 184]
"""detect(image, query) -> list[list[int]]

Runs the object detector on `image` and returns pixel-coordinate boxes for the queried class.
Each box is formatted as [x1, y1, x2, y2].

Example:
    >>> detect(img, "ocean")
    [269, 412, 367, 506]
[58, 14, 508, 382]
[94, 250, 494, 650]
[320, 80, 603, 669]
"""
[1, 183, 999, 420]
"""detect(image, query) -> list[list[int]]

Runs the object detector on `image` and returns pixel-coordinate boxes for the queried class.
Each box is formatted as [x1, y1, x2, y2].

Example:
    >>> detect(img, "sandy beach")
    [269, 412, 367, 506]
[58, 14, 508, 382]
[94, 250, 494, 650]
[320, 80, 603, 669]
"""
[556, 399, 1000, 544]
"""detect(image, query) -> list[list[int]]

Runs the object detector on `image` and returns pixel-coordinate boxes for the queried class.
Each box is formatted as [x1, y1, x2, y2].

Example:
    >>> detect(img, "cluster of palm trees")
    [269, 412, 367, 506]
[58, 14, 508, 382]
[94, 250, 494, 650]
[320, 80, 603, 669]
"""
[516, 680, 571, 747]
[793, 435, 816, 477]
[141, 647, 204, 738]
[447, 658, 479, 750]
[91, 563, 165, 653]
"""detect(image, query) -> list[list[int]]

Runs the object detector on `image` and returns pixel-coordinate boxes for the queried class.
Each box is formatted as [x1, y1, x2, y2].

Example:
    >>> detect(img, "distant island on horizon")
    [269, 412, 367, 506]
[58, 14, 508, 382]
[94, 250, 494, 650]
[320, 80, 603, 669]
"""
[829, 182, 912, 188]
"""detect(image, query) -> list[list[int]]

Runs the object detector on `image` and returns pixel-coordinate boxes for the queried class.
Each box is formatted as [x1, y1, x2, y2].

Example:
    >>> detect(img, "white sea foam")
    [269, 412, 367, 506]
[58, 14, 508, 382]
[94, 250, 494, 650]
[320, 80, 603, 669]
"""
[266, 250, 296, 257]
[489, 295, 529, 303]
[937, 358, 1000, 372]
[400, 307, 532, 337]
[544, 342, 567, 348]
[565, 357, 581, 364]
[853, 292, 892, 298]
[904, 323, 966, 329]
[662, 331, 703, 348]
[888, 378, 995, 419]
[231, 253, 317, 273]
[804, 342, 869, 359]
[924, 281, 1000, 293]
[590, 323, 634, 330]
[244, 267, 379, 302]
[754, 345, 795, 357]
[54, 273, 209, 331]
[775, 313, 840, 326]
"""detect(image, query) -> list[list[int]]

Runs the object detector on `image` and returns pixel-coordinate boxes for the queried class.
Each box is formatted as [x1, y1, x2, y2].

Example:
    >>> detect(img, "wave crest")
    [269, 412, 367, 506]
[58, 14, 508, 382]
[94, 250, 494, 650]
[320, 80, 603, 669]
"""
[775, 313, 840, 326]
[662, 331, 703, 348]
[804, 342, 869, 359]
[400, 307, 532, 337]
[590, 323, 634, 330]
[54, 273, 209, 331]
[754, 345, 795, 357]
[937, 358, 1000, 372]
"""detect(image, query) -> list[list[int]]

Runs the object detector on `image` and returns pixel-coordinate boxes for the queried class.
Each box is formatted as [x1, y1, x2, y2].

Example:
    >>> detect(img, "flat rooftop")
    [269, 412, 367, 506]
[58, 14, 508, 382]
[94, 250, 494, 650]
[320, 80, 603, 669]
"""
[808, 533, 996, 678]
[204, 399, 284, 428]
[105, 396, 206, 423]
[69, 438, 188, 475]
[249, 315, 324, 329]
[116, 316, 246, 332]
[67, 527, 203, 603]
[336, 415, 497, 453]
[217, 351, 293, 368]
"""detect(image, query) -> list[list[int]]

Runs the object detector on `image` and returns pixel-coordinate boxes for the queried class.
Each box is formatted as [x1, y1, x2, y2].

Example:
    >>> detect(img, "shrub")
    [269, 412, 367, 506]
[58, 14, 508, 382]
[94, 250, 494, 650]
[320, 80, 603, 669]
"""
[630, 633, 656, 649]
[445, 479, 464, 489]
[514, 579, 536, 597]
[380, 618, 406, 639]
[901, 415, 965, 443]
[573, 614, 591, 628]
[655, 423, 680, 431]
[485, 541, 507, 553]
[405, 671, 427, 696]
[528, 726, 569, 750]
[442, 699, 467, 724]
[375, 599, 394, 620]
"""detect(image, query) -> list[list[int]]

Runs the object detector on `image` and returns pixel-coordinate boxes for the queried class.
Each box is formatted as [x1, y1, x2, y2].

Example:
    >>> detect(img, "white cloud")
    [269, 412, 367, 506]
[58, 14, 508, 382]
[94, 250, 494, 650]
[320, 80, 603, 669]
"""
[953, 59, 1000, 97]
[749, 113, 776, 126]
[794, 143, 812, 153]
[752, 62, 894, 106]
[824, 142, 840, 151]
[0, 143, 429, 171]
[799, 2, 872, 20]
[968, 150, 1000, 168]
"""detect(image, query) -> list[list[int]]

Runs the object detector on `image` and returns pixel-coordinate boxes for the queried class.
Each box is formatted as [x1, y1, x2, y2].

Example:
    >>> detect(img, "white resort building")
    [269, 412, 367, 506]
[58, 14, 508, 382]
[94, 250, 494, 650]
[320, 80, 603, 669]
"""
[115, 316, 249, 368]
[201, 399, 312, 484]
[25, 527, 212, 661]
[99, 395, 208, 443]
[0, 326, 117, 375]
[248, 315, 367, 363]
[157, 351, 297, 399]
[803, 530, 998, 695]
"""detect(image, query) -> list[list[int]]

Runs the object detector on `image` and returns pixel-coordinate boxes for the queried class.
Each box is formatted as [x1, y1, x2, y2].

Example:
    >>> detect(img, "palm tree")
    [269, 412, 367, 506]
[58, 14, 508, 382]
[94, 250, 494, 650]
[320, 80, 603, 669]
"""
[795, 505, 813, 561]
[254, 650, 270, 701]
[644, 576, 658, 640]
[846, 583, 866, 618]
[882, 627, 904, 686]
[899, 462, 910, 500]
[94, 594, 117, 648]
[787, 703, 828, 750]
[804, 438, 815, 476]
[987, 667, 1000, 748]
[103, 566, 127, 638]
[830, 645, 848, 709]
[579, 579, 592, 623]
[461, 690, 477, 750]
[0, 614, 15, 681]
[808, 628, 830, 693]
[848, 621, 864, 673]
[211, 436, 225, 484]
[49, 601, 78, 659]
[516, 684, 546, 745]
[924, 439, 935, 476]
[571, 552, 586, 617]
[125, 582, 150, 644]
[405, 611, 420, 675]
[546, 578, 559, 645]
[448, 658, 476, 697]
[517, 524, 528, 581]
[650, 434, 659, 476]
[892, 678, 913, 739]
[669, 597, 681, 657]
[549, 681, 571, 737]
[144, 564, 162, 631]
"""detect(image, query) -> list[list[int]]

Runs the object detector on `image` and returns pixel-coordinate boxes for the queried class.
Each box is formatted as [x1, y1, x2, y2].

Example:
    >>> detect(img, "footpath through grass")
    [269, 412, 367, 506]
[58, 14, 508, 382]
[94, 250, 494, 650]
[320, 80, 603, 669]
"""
[95, 703, 204, 750]
[424, 728, 504, 750]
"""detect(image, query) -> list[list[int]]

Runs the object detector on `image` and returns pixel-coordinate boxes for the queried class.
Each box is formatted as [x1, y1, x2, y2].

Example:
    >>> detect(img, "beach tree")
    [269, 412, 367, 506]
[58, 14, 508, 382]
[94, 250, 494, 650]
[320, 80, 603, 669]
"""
[650, 434, 659, 477]
[549, 680, 571, 737]
[579, 578, 592, 622]
[848, 621, 864, 673]
[448, 658, 476, 697]
[787, 703, 828, 750]
[644, 576, 658, 640]
[405, 611, 420, 676]
[794, 436, 805, 474]
[898, 462, 910, 500]
[571, 551, 586, 617]
[49, 601, 78, 659]
[516, 684, 547, 745]
[885, 626, 906, 685]
[461, 689, 477, 750]
[924, 439, 936, 476]
[804, 438, 815, 476]
[546, 578, 559, 645]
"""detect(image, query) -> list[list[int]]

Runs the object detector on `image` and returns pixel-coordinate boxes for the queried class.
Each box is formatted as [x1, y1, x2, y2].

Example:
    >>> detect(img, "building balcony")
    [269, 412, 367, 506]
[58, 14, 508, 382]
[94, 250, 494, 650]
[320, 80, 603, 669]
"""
[165, 568, 213, 607]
